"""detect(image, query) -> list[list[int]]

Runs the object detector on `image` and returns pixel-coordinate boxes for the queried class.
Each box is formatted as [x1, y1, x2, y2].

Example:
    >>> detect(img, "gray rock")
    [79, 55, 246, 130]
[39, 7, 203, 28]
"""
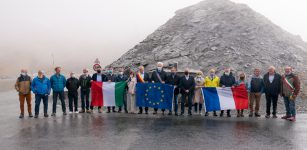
[110, 0, 307, 76]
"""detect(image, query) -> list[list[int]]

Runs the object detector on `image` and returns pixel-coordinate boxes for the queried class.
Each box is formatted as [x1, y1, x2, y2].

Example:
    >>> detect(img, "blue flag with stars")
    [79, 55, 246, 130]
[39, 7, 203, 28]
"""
[136, 83, 174, 110]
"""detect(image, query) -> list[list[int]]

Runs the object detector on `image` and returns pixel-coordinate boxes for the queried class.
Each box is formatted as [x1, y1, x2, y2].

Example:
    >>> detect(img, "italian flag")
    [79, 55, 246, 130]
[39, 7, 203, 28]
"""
[91, 81, 127, 107]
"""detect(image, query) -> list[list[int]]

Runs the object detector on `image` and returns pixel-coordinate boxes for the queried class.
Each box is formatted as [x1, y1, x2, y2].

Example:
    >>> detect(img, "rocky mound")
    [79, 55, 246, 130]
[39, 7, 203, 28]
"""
[110, 0, 307, 74]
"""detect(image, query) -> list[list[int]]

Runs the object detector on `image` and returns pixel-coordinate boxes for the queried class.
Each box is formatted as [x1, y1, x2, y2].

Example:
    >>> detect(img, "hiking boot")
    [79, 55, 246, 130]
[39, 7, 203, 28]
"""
[213, 112, 218, 117]
[287, 117, 296, 122]
[227, 113, 231, 117]
[281, 115, 290, 119]
[29, 113, 33, 118]
[255, 113, 261, 117]
[19, 114, 24, 119]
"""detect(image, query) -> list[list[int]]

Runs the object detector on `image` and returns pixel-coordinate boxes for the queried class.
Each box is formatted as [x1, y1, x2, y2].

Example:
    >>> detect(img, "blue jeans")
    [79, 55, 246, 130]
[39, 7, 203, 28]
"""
[283, 96, 296, 117]
[35, 94, 48, 115]
[169, 94, 179, 113]
[52, 91, 66, 113]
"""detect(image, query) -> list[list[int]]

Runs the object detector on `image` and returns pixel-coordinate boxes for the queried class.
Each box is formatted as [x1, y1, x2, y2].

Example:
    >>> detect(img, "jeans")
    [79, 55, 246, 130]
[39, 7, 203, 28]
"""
[181, 93, 193, 114]
[169, 94, 179, 113]
[283, 96, 296, 117]
[265, 94, 278, 115]
[80, 90, 90, 110]
[52, 91, 66, 113]
[68, 91, 78, 112]
[35, 94, 48, 115]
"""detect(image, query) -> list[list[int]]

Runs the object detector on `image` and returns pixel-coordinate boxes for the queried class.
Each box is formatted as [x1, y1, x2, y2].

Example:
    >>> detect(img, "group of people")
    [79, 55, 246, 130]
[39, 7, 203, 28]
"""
[15, 62, 300, 122]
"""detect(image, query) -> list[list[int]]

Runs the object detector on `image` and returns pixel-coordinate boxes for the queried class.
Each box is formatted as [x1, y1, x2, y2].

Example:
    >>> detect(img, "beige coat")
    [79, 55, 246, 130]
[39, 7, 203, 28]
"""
[194, 76, 204, 104]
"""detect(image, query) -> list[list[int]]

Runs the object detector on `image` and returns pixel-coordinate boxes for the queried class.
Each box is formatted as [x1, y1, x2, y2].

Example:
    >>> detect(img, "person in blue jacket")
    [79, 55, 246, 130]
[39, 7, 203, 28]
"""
[31, 70, 51, 118]
[50, 67, 67, 116]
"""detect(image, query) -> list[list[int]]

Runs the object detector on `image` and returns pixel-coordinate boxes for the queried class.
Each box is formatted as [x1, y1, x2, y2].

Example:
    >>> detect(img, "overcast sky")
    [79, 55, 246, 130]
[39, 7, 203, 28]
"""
[0, 0, 306, 74]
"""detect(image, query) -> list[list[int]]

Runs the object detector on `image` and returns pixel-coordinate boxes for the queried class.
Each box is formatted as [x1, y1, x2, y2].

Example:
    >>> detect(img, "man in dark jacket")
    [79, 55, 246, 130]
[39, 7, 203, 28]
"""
[151, 62, 168, 115]
[219, 67, 236, 117]
[90, 68, 107, 113]
[106, 67, 117, 113]
[179, 68, 195, 116]
[166, 67, 181, 116]
[116, 68, 129, 113]
[136, 66, 150, 114]
[248, 68, 264, 117]
[66, 72, 80, 113]
[263, 66, 281, 118]
[79, 69, 92, 113]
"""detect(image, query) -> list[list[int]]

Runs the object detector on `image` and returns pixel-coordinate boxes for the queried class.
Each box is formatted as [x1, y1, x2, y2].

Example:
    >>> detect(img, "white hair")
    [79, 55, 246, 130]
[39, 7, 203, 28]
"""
[157, 62, 164, 66]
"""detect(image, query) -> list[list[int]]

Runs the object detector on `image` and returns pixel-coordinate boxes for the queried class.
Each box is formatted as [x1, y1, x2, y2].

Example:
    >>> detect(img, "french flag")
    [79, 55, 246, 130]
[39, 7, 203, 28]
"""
[202, 84, 249, 111]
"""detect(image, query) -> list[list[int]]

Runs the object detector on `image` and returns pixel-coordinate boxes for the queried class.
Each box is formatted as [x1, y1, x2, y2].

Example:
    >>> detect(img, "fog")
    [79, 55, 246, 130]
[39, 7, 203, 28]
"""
[0, 0, 306, 77]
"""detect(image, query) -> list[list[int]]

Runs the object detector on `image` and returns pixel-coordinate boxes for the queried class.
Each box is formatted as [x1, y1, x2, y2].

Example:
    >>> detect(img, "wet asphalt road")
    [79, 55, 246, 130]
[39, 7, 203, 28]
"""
[1, 91, 307, 150]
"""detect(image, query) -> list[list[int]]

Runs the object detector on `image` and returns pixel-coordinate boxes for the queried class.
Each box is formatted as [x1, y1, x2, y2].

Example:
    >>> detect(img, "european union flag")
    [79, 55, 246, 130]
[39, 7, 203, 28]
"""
[136, 83, 174, 110]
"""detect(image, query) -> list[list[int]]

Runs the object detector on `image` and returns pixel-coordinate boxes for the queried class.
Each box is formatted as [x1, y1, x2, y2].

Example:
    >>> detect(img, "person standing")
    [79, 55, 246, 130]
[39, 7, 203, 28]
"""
[31, 70, 51, 118]
[280, 66, 300, 122]
[236, 72, 248, 117]
[193, 71, 204, 115]
[263, 66, 281, 118]
[248, 68, 264, 117]
[106, 67, 117, 113]
[79, 69, 91, 113]
[66, 72, 80, 113]
[90, 68, 107, 113]
[204, 69, 220, 117]
[116, 68, 129, 113]
[127, 71, 137, 114]
[166, 67, 181, 116]
[50, 67, 67, 116]
[151, 62, 167, 115]
[136, 66, 150, 114]
[179, 68, 195, 116]
[15, 69, 33, 118]
[219, 67, 236, 117]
